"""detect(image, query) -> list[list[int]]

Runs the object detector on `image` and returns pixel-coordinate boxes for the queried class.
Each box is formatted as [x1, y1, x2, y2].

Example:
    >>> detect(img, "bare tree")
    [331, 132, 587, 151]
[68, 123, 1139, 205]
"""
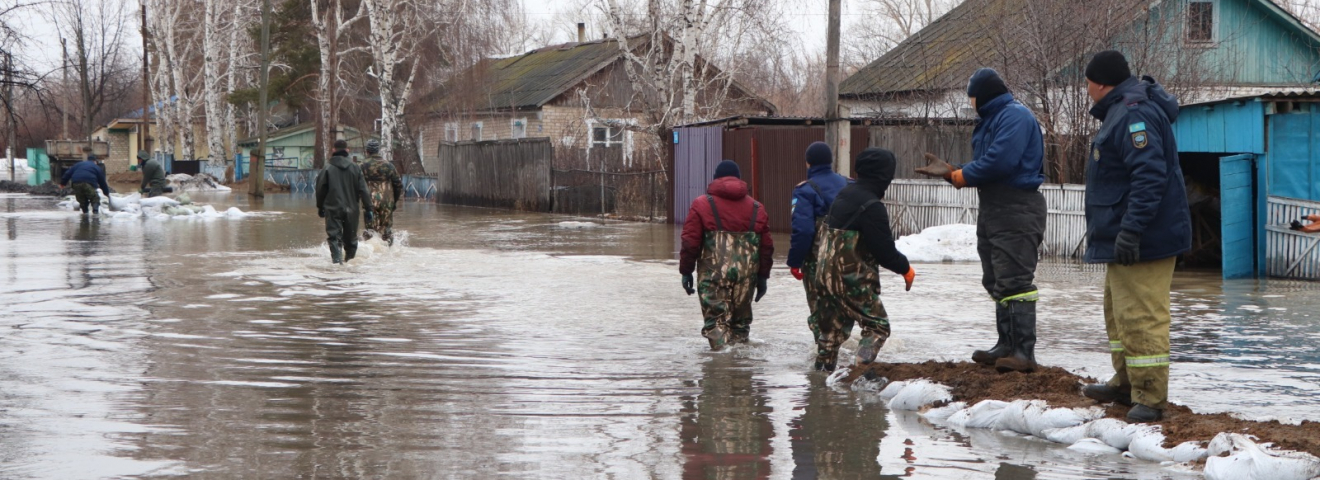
[844, 0, 956, 72]
[48, 0, 134, 141]
[309, 0, 367, 166]
[362, 0, 431, 172]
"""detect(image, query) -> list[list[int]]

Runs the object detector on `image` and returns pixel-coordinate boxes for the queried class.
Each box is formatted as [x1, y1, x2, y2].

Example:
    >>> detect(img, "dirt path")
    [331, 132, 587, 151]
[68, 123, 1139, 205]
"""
[844, 361, 1320, 457]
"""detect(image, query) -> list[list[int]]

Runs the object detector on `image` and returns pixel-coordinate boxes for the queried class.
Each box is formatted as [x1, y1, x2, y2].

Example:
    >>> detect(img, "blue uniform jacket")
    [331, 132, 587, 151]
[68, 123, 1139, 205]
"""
[1084, 76, 1191, 264]
[787, 164, 848, 268]
[61, 160, 111, 196]
[960, 93, 1045, 190]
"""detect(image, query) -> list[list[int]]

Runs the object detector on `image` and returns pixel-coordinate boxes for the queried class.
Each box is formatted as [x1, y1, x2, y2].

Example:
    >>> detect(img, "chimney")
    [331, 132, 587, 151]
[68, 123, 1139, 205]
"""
[577, 23, 586, 43]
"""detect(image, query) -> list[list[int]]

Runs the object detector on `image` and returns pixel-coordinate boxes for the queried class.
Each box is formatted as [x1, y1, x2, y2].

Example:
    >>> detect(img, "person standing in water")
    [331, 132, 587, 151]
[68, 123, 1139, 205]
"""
[679, 160, 773, 350]
[815, 148, 915, 372]
[359, 140, 403, 246]
[315, 140, 373, 264]
[59, 155, 112, 215]
[787, 141, 849, 371]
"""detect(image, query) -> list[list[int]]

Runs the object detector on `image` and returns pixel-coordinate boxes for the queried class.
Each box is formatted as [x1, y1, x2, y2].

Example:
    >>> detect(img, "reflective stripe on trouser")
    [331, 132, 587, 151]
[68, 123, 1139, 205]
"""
[1103, 256, 1175, 409]
[812, 225, 891, 366]
[696, 229, 761, 342]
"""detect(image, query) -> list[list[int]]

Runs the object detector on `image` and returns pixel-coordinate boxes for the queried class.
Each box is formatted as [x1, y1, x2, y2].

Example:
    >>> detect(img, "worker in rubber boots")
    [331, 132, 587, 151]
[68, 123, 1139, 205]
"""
[814, 148, 915, 372]
[1078, 51, 1190, 423]
[315, 140, 374, 264]
[787, 141, 848, 371]
[138, 151, 167, 198]
[59, 155, 111, 215]
[679, 160, 773, 350]
[359, 140, 403, 246]
[915, 68, 1048, 374]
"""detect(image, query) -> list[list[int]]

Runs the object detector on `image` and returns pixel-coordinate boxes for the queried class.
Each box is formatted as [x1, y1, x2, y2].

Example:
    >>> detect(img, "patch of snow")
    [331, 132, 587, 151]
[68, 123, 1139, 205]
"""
[167, 173, 232, 192]
[557, 221, 600, 229]
[895, 224, 979, 262]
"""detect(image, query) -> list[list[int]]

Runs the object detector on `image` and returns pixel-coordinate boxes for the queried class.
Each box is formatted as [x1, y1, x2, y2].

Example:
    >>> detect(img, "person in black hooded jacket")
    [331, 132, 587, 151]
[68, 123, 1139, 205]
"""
[315, 139, 374, 264]
[827, 149, 914, 279]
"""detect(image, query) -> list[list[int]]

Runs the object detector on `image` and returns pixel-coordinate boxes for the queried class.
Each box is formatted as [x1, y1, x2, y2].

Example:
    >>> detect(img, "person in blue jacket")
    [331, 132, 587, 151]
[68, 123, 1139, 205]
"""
[916, 68, 1048, 373]
[59, 157, 112, 215]
[1077, 51, 1190, 423]
[787, 141, 848, 371]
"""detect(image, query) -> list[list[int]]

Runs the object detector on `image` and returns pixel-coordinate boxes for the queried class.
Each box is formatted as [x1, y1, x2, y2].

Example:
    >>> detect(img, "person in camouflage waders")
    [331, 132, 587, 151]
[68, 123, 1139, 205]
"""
[814, 148, 916, 371]
[359, 140, 403, 246]
[680, 160, 773, 350]
[787, 142, 848, 371]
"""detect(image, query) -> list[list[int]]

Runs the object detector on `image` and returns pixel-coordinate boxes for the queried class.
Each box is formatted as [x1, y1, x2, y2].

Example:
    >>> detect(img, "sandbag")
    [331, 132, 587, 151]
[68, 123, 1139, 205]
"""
[1204, 433, 1320, 480]
[887, 380, 952, 411]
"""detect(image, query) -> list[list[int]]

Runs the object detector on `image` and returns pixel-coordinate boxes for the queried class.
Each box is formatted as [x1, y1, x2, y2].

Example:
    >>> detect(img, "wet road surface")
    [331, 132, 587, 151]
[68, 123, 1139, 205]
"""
[1, 191, 1318, 479]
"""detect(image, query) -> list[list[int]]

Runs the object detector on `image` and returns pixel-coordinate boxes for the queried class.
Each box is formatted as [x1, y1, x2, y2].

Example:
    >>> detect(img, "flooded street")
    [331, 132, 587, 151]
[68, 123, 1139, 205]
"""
[1, 191, 1318, 479]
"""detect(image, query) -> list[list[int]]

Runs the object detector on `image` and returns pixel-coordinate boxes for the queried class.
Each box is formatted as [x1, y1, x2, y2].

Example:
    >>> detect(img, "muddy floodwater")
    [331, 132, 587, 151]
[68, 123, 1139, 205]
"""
[1, 191, 1318, 479]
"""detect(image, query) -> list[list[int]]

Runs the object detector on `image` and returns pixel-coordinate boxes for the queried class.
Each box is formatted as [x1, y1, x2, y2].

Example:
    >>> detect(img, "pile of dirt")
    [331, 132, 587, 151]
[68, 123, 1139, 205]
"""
[846, 361, 1320, 457]
[2, 180, 68, 196]
[224, 178, 291, 193]
[108, 171, 141, 184]
[0, 180, 31, 193]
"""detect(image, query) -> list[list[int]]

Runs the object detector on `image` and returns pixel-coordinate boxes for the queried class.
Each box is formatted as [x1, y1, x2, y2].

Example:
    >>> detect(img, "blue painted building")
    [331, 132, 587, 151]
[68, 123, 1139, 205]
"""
[1176, 91, 1320, 280]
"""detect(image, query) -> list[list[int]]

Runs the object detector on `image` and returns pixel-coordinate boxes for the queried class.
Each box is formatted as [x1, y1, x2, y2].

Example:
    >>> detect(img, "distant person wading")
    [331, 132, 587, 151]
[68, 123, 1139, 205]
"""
[315, 139, 374, 264]
[359, 140, 403, 246]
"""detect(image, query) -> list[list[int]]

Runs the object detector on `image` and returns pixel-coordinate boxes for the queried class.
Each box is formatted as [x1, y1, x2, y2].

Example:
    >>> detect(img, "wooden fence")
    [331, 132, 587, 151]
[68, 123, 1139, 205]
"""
[884, 179, 1089, 258]
[1266, 196, 1320, 280]
[433, 138, 553, 211]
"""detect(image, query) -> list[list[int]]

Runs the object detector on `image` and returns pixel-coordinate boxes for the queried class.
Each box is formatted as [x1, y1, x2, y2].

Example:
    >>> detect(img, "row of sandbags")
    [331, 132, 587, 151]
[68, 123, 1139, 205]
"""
[827, 369, 1320, 480]
[57, 192, 248, 219]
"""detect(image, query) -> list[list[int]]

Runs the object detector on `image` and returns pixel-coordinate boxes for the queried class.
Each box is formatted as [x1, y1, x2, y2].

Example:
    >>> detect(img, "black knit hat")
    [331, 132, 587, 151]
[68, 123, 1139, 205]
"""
[713, 160, 740, 179]
[1085, 50, 1132, 86]
[966, 68, 1009, 110]
[805, 141, 832, 166]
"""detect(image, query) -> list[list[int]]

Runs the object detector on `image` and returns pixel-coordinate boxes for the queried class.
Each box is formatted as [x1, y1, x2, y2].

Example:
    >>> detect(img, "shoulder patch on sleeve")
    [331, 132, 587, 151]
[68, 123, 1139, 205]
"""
[1131, 131, 1148, 149]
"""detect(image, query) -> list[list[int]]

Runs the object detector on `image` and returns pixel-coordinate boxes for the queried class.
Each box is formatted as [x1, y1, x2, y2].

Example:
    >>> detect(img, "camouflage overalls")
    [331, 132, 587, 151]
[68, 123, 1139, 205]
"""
[71, 182, 100, 213]
[697, 197, 761, 350]
[360, 155, 402, 245]
[799, 181, 841, 367]
[812, 199, 891, 370]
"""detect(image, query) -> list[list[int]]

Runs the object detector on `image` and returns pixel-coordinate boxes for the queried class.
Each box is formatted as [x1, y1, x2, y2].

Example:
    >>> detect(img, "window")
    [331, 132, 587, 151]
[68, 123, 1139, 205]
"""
[444, 122, 459, 142]
[471, 122, 483, 141]
[591, 122, 625, 147]
[1187, 0, 1215, 43]
[511, 118, 528, 139]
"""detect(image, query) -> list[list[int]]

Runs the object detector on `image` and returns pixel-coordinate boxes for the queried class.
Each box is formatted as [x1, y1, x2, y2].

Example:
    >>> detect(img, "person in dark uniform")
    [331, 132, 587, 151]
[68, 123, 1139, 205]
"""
[315, 140, 374, 264]
[1077, 50, 1190, 423]
[916, 68, 1048, 373]
[59, 157, 111, 215]
[786, 141, 848, 371]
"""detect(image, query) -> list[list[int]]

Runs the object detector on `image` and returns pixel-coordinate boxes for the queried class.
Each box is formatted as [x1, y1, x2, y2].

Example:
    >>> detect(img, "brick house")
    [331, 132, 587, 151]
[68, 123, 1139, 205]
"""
[411, 36, 774, 173]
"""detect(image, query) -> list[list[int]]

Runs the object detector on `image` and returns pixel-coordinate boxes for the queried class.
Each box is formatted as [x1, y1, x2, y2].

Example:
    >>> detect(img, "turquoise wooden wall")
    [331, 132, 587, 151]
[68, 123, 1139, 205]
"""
[1174, 100, 1266, 153]
[1267, 106, 1320, 201]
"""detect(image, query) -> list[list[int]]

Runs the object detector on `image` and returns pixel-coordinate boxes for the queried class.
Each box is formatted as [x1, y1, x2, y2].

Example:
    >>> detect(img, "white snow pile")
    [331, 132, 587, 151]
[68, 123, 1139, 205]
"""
[895, 224, 979, 262]
[167, 173, 231, 192]
[557, 221, 600, 229]
[57, 191, 249, 219]
[828, 367, 1320, 479]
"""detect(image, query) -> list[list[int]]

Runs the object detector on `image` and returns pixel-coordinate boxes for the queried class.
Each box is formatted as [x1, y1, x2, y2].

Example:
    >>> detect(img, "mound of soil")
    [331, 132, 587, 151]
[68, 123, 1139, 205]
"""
[224, 178, 291, 193]
[0, 180, 31, 193]
[108, 171, 141, 184]
[2, 180, 68, 196]
[845, 361, 1320, 457]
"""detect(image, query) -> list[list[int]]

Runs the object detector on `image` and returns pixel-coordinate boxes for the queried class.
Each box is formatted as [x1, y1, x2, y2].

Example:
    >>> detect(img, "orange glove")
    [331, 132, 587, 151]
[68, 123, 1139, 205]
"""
[903, 267, 916, 291]
[790, 267, 804, 281]
[949, 170, 967, 189]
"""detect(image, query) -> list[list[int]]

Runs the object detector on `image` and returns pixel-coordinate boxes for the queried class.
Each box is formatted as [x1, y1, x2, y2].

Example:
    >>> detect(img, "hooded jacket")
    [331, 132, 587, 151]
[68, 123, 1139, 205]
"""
[61, 160, 111, 196]
[787, 164, 848, 268]
[679, 176, 774, 278]
[959, 93, 1046, 191]
[315, 152, 373, 216]
[1084, 76, 1190, 264]
[826, 148, 911, 276]
[140, 158, 167, 192]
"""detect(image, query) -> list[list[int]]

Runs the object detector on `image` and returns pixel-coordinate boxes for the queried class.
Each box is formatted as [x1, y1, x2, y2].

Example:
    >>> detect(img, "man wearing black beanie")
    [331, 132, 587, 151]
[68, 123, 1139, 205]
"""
[1079, 49, 1191, 424]
[915, 67, 1048, 375]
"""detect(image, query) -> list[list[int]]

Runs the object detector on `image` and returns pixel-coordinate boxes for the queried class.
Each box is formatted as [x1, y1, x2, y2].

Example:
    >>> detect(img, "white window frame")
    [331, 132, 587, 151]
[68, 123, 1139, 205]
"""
[470, 122, 483, 142]
[1186, 0, 1219, 45]
[510, 118, 528, 139]
[586, 118, 636, 166]
[444, 122, 459, 142]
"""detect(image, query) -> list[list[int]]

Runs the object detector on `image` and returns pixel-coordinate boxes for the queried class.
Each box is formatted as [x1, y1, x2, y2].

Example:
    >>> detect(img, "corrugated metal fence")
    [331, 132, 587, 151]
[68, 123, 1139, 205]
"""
[884, 180, 1089, 258]
[1266, 196, 1320, 280]
[434, 138, 553, 211]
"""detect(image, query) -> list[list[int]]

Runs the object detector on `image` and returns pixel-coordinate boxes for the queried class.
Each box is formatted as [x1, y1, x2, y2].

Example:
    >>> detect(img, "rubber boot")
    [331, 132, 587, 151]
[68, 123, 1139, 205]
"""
[344, 243, 357, 262]
[704, 325, 728, 351]
[814, 350, 839, 372]
[329, 241, 344, 264]
[972, 303, 1012, 365]
[995, 301, 1038, 373]
[1127, 404, 1163, 423]
[1083, 384, 1133, 406]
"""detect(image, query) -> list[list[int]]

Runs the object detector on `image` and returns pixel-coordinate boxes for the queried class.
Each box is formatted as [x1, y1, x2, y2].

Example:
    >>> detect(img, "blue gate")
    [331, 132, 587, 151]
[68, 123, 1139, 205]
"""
[1221, 154, 1256, 279]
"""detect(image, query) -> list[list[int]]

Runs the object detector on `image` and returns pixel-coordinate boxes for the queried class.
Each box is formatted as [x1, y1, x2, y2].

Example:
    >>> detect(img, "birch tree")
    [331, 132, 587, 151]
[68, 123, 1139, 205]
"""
[363, 0, 427, 172]
[310, 0, 367, 167]
[202, 0, 237, 173]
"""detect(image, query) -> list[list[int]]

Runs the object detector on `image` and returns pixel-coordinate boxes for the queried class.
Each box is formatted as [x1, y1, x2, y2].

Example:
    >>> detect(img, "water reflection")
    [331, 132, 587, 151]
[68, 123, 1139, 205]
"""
[788, 375, 888, 478]
[680, 354, 774, 479]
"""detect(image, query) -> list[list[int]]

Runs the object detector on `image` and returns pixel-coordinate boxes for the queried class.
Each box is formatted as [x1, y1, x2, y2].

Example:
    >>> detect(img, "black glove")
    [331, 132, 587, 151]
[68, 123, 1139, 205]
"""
[1114, 230, 1141, 266]
[317, 208, 325, 218]
[1292, 220, 1305, 231]
[364, 210, 374, 223]
[755, 277, 768, 302]
[682, 274, 695, 295]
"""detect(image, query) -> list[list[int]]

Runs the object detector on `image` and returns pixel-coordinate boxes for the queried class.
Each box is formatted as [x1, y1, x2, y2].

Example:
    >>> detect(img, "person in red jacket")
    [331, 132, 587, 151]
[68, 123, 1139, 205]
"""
[680, 160, 774, 350]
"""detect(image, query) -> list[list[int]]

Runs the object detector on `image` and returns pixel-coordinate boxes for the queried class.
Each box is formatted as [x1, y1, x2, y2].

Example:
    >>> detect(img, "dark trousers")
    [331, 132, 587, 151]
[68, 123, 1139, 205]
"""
[325, 211, 360, 253]
[976, 184, 1047, 300]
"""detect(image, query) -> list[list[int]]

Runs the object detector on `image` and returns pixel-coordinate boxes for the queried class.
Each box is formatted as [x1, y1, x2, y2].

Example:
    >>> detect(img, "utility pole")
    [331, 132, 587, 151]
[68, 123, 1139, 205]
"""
[823, 0, 851, 177]
[251, 0, 271, 197]
[140, 0, 151, 155]
[5, 52, 14, 181]
[61, 38, 69, 140]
